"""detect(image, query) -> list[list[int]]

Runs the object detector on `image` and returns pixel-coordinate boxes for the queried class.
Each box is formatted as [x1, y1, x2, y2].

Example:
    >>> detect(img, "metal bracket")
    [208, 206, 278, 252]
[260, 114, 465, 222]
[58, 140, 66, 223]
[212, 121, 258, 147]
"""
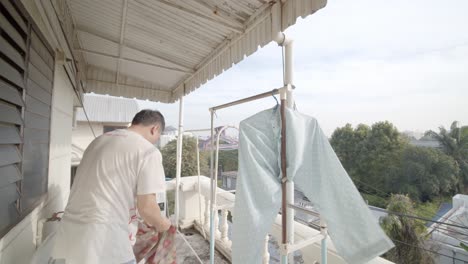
[280, 234, 326, 255]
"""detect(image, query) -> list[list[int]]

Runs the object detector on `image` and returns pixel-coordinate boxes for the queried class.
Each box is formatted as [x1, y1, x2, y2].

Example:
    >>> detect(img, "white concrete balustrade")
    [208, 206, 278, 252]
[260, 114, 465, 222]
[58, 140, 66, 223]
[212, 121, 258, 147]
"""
[166, 176, 393, 264]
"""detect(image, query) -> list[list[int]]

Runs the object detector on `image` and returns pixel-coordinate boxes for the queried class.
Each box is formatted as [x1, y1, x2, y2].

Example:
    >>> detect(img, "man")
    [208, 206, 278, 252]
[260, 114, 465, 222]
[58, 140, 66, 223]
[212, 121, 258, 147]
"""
[50, 110, 171, 264]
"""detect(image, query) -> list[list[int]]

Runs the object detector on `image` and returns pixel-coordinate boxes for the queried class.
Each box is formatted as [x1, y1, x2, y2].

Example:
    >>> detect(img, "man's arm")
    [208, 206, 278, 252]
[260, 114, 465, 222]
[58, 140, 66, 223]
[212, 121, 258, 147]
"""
[137, 194, 171, 232]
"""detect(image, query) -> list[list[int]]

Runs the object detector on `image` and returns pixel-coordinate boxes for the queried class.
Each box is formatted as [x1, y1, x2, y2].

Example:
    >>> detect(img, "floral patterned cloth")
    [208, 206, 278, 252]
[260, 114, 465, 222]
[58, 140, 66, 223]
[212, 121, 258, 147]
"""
[133, 222, 177, 264]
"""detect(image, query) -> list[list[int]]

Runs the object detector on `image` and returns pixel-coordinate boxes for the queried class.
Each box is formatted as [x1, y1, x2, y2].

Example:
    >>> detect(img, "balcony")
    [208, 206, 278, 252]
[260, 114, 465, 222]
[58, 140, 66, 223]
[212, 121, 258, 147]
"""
[167, 176, 393, 264]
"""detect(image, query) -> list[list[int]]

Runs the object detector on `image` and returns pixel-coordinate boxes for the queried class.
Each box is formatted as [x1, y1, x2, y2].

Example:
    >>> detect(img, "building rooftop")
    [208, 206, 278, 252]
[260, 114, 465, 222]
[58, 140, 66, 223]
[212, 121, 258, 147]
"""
[76, 94, 139, 123]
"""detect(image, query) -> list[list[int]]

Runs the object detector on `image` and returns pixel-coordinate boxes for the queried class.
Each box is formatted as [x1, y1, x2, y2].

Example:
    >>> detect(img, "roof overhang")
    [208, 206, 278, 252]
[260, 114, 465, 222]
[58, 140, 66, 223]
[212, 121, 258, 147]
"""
[59, 0, 327, 103]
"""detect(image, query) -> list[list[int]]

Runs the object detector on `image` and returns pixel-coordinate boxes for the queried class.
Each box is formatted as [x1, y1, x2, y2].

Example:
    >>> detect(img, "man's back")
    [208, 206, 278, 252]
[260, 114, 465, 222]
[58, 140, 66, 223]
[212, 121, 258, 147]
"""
[51, 129, 165, 264]
[66, 129, 154, 223]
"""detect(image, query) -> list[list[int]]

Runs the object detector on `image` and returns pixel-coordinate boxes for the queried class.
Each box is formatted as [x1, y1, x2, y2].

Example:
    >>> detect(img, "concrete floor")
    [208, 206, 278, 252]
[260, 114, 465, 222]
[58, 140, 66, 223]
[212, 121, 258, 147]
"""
[176, 228, 305, 264]
[176, 228, 230, 264]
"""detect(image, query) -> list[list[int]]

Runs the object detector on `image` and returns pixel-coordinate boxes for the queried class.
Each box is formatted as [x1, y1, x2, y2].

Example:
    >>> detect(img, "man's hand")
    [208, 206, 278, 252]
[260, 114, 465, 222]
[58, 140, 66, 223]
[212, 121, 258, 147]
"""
[169, 215, 178, 227]
[137, 194, 171, 232]
[158, 217, 171, 232]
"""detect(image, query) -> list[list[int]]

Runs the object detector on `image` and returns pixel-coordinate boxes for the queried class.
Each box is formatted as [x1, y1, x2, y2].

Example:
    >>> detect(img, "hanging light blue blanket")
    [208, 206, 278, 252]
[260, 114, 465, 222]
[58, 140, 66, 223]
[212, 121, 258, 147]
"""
[231, 107, 394, 264]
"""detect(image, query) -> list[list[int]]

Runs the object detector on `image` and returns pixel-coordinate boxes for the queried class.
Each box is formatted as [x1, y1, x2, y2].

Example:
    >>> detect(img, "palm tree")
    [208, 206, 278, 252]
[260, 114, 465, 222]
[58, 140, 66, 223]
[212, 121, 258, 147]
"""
[382, 194, 435, 264]
[427, 121, 468, 191]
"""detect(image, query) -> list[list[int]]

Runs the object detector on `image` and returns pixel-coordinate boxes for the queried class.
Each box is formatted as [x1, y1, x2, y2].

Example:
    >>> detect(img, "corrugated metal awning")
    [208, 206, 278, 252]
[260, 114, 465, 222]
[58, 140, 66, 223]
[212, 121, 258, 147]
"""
[65, 0, 327, 103]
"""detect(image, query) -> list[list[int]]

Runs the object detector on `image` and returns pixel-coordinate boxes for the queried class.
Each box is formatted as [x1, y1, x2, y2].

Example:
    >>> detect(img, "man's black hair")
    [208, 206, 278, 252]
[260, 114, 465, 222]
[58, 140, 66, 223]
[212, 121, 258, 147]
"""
[131, 109, 165, 132]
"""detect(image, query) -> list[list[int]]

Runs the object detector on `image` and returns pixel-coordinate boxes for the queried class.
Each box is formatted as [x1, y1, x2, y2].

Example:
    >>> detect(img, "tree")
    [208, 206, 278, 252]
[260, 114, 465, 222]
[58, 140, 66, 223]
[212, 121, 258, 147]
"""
[330, 124, 363, 177]
[427, 121, 468, 191]
[218, 149, 238, 172]
[161, 136, 209, 178]
[394, 146, 458, 202]
[381, 194, 435, 264]
[330, 121, 406, 193]
[364, 122, 408, 191]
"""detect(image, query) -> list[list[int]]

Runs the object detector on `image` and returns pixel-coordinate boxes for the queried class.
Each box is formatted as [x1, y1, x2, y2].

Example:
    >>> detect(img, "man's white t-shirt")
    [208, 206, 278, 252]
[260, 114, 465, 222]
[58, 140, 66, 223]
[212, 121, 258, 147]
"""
[51, 129, 165, 264]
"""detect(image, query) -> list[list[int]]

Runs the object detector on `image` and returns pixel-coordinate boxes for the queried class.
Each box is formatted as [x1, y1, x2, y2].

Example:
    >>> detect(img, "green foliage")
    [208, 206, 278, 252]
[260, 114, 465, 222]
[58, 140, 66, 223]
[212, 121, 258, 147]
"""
[218, 149, 238, 172]
[330, 121, 406, 193]
[427, 121, 468, 191]
[414, 196, 451, 221]
[199, 151, 210, 176]
[161, 136, 208, 178]
[361, 193, 388, 208]
[460, 242, 468, 252]
[395, 146, 459, 202]
[330, 121, 459, 203]
[381, 195, 435, 264]
[160, 137, 237, 179]
[198, 149, 239, 176]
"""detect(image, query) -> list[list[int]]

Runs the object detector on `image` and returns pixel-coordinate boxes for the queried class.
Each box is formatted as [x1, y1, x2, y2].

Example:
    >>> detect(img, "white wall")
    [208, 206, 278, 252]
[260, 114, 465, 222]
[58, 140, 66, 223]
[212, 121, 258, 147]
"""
[453, 194, 468, 209]
[0, 65, 75, 264]
[72, 122, 103, 152]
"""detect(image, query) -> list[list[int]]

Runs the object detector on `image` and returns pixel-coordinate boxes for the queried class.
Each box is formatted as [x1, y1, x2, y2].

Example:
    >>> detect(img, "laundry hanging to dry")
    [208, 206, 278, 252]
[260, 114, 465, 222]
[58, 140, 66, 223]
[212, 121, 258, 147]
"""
[133, 222, 177, 264]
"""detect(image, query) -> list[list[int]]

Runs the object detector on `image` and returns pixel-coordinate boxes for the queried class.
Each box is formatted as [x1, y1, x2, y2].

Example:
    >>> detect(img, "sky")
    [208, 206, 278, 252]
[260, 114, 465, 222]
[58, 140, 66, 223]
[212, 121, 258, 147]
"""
[138, 0, 468, 136]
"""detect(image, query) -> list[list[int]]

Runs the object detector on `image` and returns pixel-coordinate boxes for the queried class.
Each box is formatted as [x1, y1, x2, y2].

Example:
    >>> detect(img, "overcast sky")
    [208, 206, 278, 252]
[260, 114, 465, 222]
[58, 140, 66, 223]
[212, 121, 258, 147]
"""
[139, 0, 468, 136]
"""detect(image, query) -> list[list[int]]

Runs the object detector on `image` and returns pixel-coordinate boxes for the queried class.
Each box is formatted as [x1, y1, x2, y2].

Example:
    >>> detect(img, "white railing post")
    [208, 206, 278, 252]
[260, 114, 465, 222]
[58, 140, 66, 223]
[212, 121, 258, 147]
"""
[214, 209, 221, 238]
[263, 234, 270, 264]
[221, 209, 231, 246]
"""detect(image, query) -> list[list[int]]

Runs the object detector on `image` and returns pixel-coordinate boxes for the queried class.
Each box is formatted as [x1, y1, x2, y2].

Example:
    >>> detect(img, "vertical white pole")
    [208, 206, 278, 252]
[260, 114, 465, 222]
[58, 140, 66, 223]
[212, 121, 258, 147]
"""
[321, 219, 328, 264]
[279, 87, 288, 264]
[284, 38, 295, 264]
[196, 136, 206, 237]
[284, 40, 294, 109]
[209, 110, 215, 264]
[175, 95, 184, 229]
[196, 137, 200, 176]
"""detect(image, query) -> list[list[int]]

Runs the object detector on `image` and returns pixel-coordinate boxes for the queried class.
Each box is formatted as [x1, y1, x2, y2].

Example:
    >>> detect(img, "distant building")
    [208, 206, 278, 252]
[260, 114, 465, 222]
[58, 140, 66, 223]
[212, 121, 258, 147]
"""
[164, 125, 178, 136]
[199, 126, 238, 151]
[409, 134, 441, 149]
[72, 94, 139, 166]
[428, 194, 468, 264]
[72, 94, 176, 163]
[221, 171, 237, 191]
[157, 125, 178, 149]
[402, 131, 424, 140]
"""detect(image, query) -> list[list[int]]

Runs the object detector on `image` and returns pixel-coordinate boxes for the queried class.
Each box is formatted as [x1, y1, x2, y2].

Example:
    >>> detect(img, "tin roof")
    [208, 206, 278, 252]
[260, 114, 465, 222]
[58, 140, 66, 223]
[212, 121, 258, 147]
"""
[64, 0, 326, 103]
[75, 94, 139, 123]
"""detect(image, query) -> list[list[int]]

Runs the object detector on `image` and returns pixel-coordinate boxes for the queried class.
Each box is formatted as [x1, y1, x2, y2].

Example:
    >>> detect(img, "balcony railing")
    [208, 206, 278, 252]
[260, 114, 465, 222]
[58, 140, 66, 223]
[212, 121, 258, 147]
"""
[166, 176, 393, 264]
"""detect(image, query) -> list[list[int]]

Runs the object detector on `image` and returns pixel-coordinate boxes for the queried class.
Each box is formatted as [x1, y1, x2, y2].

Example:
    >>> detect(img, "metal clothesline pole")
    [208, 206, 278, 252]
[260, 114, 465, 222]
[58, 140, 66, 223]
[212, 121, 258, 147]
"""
[209, 88, 281, 112]
[206, 32, 327, 264]
[175, 95, 184, 229]
[209, 110, 216, 264]
[186, 129, 206, 239]
[208, 87, 285, 264]
[287, 204, 320, 217]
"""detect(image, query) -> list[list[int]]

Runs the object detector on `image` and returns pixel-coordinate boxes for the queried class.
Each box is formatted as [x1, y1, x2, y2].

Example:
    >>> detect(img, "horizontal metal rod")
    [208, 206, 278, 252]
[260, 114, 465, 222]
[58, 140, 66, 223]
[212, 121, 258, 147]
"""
[209, 88, 280, 112]
[185, 128, 212, 132]
[287, 204, 320, 217]
[286, 233, 325, 254]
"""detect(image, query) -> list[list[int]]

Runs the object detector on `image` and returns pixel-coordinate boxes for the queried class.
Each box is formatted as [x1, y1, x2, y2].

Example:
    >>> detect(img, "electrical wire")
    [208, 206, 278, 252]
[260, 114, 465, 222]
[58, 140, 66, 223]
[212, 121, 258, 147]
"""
[358, 186, 468, 230]
[370, 207, 468, 230]
[62, 65, 96, 138]
[391, 238, 468, 263]
[355, 179, 468, 228]
[359, 187, 468, 246]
